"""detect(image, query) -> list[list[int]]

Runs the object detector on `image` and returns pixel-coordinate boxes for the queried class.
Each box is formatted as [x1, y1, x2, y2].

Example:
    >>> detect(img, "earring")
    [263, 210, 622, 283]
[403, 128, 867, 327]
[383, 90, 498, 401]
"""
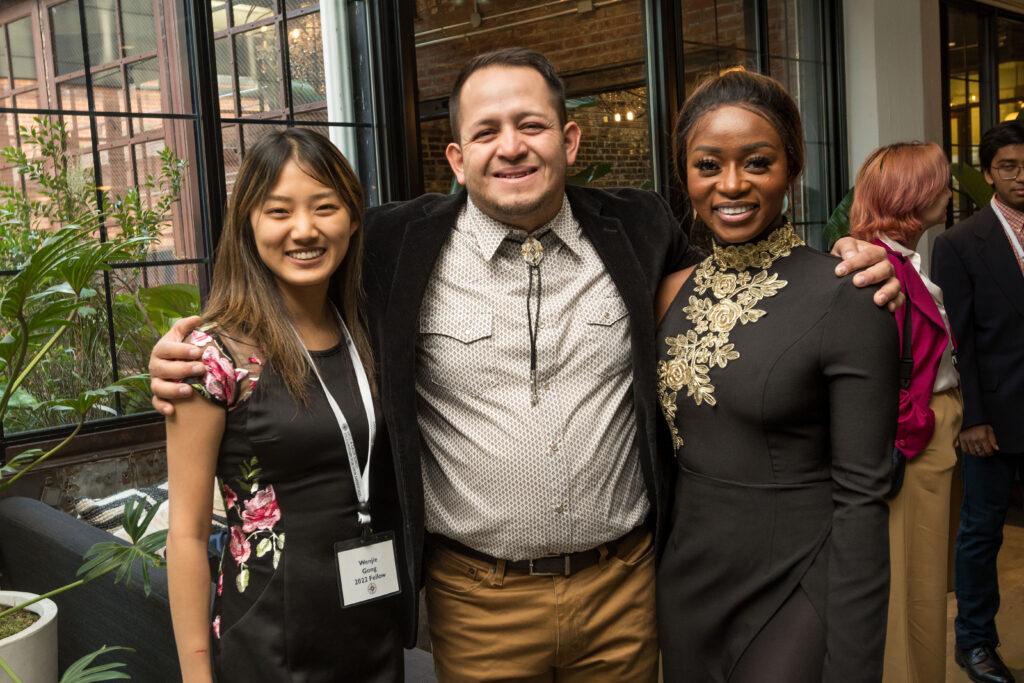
[691, 207, 700, 224]
[781, 193, 790, 216]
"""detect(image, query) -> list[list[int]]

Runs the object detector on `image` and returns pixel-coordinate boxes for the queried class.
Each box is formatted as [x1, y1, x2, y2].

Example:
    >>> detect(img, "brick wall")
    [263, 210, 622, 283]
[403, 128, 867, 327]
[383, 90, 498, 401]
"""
[414, 0, 653, 193]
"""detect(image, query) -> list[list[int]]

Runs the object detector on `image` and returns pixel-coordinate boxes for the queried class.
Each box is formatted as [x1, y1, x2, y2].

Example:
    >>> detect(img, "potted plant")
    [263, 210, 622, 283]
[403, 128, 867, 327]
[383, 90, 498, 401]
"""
[0, 116, 195, 682]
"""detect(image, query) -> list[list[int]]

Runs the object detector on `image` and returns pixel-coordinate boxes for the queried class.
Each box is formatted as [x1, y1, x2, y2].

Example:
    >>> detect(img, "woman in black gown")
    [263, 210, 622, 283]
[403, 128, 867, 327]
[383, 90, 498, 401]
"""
[654, 70, 898, 683]
[165, 129, 403, 682]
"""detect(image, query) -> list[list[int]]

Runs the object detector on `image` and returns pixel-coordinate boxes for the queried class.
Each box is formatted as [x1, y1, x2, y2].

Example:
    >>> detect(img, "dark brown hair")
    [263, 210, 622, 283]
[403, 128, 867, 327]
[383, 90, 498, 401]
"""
[201, 128, 374, 403]
[672, 69, 805, 191]
[448, 47, 567, 140]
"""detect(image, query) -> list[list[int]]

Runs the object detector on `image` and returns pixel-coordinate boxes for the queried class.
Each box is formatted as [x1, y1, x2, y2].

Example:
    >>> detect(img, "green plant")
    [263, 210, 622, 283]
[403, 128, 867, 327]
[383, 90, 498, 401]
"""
[1, 117, 198, 432]
[0, 116, 182, 681]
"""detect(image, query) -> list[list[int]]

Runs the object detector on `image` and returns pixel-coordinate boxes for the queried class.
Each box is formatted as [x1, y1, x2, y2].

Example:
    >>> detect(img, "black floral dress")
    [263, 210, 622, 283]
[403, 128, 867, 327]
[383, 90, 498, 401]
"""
[187, 327, 402, 682]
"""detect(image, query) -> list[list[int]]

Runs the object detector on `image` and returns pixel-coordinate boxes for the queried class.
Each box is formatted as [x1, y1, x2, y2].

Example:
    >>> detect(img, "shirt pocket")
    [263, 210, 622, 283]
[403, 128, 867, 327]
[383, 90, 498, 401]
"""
[582, 295, 632, 378]
[418, 313, 498, 396]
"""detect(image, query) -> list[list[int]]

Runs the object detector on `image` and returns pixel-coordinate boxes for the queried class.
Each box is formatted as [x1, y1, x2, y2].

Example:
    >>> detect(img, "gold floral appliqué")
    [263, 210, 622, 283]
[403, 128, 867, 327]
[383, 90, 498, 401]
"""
[657, 223, 805, 451]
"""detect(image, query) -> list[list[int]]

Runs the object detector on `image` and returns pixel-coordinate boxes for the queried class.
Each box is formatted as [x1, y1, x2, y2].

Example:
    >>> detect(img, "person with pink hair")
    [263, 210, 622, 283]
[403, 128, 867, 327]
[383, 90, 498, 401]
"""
[850, 141, 962, 683]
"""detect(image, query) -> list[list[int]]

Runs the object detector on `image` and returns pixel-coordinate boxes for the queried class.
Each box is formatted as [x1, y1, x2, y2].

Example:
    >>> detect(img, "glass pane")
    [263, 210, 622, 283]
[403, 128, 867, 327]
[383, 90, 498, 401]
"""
[51, 2, 85, 75]
[14, 91, 40, 150]
[236, 27, 283, 114]
[681, 0, 754, 51]
[98, 145, 133, 215]
[288, 11, 324, 106]
[285, 0, 317, 13]
[121, 0, 157, 56]
[59, 76, 90, 111]
[215, 37, 235, 116]
[221, 124, 241, 198]
[92, 67, 126, 112]
[996, 17, 1024, 123]
[765, 0, 821, 61]
[134, 139, 167, 210]
[0, 98, 16, 150]
[211, 0, 229, 32]
[568, 87, 651, 189]
[232, 0, 276, 28]
[92, 70, 129, 144]
[415, 0, 645, 102]
[0, 27, 9, 83]
[240, 122, 286, 154]
[63, 112, 94, 153]
[8, 16, 37, 87]
[127, 58, 164, 126]
[84, 0, 120, 67]
[294, 108, 327, 123]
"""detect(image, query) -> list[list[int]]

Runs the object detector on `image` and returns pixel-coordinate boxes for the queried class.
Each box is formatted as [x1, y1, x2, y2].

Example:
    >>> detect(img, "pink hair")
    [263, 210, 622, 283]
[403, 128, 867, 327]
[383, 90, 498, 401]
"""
[849, 142, 949, 244]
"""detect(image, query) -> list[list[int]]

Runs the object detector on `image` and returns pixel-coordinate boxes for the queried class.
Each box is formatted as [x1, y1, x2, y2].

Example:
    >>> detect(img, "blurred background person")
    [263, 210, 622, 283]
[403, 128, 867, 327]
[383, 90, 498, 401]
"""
[933, 120, 1024, 683]
[850, 140, 962, 683]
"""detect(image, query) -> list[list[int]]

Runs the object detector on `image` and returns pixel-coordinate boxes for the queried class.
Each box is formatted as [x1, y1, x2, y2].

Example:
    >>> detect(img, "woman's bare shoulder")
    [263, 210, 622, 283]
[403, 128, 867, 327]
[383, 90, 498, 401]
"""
[655, 264, 698, 325]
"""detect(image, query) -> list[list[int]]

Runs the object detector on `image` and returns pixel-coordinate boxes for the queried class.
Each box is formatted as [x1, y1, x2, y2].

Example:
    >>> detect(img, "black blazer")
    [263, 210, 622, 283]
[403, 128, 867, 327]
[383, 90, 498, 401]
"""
[362, 185, 697, 644]
[932, 204, 1024, 452]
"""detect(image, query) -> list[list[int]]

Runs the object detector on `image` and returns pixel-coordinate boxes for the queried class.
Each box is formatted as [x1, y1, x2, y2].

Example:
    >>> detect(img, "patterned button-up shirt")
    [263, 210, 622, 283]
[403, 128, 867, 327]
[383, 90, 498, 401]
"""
[416, 195, 648, 560]
[993, 196, 1024, 275]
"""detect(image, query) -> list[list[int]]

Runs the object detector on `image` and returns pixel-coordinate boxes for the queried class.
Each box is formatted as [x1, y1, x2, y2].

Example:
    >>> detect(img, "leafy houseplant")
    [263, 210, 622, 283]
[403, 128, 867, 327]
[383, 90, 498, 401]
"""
[0, 116, 193, 682]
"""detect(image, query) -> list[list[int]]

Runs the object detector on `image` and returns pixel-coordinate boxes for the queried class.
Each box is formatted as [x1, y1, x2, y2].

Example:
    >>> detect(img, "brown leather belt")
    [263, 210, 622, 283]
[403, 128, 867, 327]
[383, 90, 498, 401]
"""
[428, 527, 642, 577]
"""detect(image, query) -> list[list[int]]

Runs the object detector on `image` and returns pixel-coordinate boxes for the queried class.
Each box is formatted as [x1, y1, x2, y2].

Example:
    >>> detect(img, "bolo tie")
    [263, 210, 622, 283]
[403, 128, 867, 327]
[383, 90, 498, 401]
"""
[521, 235, 544, 406]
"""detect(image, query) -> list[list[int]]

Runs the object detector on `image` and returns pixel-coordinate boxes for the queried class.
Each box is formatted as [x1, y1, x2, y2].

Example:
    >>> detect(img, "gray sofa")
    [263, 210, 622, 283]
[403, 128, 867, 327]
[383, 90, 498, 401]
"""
[0, 497, 436, 681]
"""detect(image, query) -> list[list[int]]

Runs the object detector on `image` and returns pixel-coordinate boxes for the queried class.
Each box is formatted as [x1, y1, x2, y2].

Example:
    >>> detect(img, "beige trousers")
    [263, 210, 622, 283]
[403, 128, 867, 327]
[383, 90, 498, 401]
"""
[883, 388, 963, 683]
[424, 529, 658, 683]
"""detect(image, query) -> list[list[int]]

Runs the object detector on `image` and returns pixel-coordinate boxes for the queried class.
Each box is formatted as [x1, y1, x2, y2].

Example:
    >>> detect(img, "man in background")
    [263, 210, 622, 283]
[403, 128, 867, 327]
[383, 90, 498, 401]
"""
[934, 120, 1024, 683]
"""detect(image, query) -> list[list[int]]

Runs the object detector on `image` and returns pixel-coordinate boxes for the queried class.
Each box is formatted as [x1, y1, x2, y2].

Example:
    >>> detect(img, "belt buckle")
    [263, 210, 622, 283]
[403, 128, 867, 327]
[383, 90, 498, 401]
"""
[528, 555, 571, 576]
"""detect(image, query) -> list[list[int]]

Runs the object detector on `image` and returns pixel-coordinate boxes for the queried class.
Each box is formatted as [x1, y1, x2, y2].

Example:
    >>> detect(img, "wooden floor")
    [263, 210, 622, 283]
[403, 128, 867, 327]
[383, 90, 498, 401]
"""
[946, 509, 1024, 682]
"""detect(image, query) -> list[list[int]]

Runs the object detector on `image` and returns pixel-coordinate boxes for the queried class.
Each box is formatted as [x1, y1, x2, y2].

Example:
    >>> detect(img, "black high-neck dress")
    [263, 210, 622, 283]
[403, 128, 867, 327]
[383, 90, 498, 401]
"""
[655, 224, 898, 683]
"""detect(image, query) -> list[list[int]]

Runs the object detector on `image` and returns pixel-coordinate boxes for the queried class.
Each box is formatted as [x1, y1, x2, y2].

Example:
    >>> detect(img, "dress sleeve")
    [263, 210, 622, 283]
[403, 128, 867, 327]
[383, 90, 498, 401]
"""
[185, 328, 262, 411]
[819, 279, 899, 683]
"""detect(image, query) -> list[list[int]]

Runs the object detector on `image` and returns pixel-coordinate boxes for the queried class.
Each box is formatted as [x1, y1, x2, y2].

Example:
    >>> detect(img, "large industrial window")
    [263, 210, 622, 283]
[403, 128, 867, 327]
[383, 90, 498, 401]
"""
[0, 0, 385, 453]
[944, 0, 1024, 223]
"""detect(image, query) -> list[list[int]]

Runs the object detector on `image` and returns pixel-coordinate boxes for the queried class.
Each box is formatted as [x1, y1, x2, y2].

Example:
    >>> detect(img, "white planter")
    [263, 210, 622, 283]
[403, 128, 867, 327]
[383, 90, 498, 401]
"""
[0, 591, 57, 683]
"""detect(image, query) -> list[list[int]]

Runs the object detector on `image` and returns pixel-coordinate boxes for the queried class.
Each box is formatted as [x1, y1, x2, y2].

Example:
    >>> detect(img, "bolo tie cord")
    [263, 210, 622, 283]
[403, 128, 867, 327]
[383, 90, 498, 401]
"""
[521, 235, 545, 406]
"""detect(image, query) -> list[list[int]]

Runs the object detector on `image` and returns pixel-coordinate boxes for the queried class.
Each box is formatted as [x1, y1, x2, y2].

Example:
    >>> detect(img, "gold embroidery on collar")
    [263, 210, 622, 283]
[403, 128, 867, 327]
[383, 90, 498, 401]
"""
[656, 223, 804, 452]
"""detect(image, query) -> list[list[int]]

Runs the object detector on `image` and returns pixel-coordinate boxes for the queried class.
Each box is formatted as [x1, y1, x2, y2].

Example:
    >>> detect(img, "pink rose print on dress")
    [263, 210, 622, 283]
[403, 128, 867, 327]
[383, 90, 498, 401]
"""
[241, 486, 281, 533]
[191, 329, 213, 346]
[248, 356, 263, 366]
[223, 483, 238, 509]
[217, 572, 224, 596]
[212, 615, 221, 639]
[229, 526, 250, 565]
[201, 344, 237, 405]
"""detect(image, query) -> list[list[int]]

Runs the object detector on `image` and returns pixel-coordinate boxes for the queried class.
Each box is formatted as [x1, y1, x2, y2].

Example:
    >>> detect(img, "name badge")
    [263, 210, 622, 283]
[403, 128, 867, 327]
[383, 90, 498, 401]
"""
[334, 531, 401, 608]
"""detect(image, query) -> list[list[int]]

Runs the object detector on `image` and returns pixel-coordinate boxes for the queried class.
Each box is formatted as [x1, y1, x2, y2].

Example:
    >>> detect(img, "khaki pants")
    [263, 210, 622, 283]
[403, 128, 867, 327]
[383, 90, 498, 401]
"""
[424, 529, 658, 683]
[883, 388, 963, 683]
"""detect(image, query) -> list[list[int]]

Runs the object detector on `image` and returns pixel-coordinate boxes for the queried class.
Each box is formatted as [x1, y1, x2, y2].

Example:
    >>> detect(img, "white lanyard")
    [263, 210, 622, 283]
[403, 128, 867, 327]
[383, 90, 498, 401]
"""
[991, 198, 1024, 264]
[292, 307, 376, 527]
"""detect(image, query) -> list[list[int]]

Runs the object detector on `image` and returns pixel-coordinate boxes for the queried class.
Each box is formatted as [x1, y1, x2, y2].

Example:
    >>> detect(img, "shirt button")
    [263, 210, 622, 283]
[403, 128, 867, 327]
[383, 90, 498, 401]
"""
[555, 505, 565, 514]
[550, 443, 559, 453]
[543, 382, 550, 390]
[603, 312, 610, 319]
[538, 322, 545, 328]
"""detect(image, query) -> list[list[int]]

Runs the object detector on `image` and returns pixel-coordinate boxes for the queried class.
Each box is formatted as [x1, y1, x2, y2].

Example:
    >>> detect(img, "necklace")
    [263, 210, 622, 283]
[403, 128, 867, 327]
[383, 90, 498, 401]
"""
[522, 235, 544, 406]
[656, 222, 804, 452]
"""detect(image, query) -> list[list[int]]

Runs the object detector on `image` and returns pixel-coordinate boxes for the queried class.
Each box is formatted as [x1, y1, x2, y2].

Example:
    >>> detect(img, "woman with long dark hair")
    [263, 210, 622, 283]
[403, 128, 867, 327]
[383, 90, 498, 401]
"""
[165, 128, 402, 682]
[654, 70, 898, 682]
